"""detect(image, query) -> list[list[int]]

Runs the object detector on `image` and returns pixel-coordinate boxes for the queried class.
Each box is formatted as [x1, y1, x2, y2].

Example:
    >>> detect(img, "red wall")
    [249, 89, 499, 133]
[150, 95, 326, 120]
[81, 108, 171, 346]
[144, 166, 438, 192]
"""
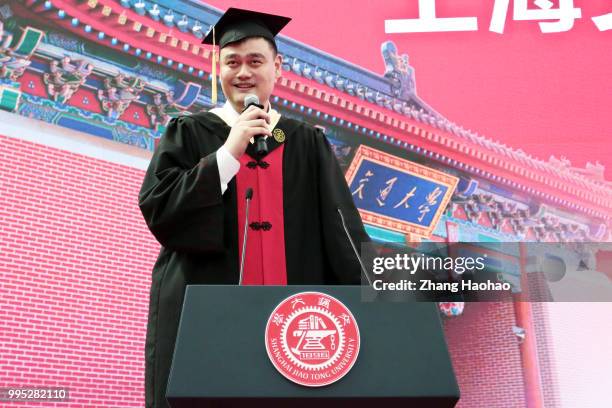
[443, 302, 526, 408]
[0, 134, 158, 407]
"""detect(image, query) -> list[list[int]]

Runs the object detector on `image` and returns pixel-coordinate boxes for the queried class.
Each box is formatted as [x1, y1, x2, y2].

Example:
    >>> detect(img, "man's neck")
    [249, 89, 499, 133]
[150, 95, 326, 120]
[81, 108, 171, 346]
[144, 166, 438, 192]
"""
[211, 100, 281, 129]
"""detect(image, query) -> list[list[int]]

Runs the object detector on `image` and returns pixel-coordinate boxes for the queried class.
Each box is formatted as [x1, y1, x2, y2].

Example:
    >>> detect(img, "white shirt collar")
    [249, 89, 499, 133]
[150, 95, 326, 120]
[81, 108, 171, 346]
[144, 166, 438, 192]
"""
[221, 101, 241, 126]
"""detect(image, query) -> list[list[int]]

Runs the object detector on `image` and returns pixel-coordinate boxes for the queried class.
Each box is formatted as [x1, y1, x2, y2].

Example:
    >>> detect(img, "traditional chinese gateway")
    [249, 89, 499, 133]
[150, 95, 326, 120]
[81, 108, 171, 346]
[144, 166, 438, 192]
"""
[1, 1, 610, 407]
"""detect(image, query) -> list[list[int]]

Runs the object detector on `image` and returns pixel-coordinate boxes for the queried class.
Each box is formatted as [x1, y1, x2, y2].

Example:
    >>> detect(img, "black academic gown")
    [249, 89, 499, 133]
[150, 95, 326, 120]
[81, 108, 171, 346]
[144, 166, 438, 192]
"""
[138, 111, 369, 408]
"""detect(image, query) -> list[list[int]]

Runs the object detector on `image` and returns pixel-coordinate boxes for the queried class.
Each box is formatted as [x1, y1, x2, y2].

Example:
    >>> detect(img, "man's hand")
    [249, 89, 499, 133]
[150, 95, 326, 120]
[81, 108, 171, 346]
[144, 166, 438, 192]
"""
[224, 105, 271, 159]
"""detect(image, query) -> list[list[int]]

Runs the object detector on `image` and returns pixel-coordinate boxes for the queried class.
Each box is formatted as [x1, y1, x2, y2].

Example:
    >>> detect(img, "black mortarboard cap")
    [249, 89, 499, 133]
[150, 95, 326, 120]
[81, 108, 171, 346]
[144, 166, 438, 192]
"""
[203, 8, 291, 105]
[202, 8, 291, 48]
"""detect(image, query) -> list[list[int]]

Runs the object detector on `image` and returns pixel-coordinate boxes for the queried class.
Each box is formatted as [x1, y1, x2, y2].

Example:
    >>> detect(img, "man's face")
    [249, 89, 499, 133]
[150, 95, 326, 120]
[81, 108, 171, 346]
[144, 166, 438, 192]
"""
[219, 37, 282, 113]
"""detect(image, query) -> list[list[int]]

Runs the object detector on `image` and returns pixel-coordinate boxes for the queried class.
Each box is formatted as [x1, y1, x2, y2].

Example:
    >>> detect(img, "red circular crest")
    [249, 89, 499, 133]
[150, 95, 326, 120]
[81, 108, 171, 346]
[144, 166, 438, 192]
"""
[265, 291, 360, 387]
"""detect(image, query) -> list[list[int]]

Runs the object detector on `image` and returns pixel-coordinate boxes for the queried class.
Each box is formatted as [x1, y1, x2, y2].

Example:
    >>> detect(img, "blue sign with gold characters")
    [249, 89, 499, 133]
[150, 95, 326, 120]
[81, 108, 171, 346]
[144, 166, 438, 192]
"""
[345, 145, 458, 238]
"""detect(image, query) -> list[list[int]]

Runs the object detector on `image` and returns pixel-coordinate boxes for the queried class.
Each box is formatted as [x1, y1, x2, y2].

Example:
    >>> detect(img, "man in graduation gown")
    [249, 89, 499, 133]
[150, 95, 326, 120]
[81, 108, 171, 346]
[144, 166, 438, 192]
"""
[138, 8, 369, 408]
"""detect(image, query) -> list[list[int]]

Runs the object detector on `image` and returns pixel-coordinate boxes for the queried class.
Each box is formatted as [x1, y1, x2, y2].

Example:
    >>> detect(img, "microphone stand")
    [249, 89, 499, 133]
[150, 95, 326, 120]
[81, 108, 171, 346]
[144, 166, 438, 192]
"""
[239, 188, 253, 285]
[337, 207, 373, 286]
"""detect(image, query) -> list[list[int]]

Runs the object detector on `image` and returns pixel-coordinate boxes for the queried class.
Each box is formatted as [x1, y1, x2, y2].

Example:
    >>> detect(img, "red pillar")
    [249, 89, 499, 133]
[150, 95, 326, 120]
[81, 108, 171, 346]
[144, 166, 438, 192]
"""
[514, 242, 545, 408]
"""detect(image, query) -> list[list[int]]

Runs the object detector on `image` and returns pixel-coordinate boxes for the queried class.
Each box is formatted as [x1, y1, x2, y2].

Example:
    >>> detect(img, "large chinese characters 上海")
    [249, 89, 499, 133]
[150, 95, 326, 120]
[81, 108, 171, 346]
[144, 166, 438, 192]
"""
[384, 0, 611, 34]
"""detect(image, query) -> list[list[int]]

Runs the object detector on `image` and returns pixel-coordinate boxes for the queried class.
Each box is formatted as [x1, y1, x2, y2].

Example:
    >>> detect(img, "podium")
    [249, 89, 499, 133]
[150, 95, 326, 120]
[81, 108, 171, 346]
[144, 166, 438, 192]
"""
[167, 285, 459, 407]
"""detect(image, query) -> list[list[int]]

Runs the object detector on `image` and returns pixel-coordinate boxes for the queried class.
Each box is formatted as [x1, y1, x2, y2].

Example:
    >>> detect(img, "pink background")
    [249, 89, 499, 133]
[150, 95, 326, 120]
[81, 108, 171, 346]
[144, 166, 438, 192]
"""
[204, 0, 612, 179]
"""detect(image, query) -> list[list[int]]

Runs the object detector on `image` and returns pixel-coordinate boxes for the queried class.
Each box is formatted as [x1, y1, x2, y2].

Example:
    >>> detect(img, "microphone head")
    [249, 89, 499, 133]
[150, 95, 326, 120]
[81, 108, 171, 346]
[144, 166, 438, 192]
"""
[244, 94, 260, 108]
[245, 187, 253, 200]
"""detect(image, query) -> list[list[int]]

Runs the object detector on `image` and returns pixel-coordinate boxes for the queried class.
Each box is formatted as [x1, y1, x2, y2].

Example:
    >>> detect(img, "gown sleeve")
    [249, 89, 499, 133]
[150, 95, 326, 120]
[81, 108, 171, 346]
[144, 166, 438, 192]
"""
[138, 115, 225, 253]
[315, 129, 371, 284]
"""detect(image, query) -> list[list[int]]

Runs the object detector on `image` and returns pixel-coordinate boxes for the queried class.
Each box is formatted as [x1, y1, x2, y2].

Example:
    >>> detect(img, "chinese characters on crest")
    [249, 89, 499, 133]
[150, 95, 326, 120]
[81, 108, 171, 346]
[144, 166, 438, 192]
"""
[351, 170, 444, 224]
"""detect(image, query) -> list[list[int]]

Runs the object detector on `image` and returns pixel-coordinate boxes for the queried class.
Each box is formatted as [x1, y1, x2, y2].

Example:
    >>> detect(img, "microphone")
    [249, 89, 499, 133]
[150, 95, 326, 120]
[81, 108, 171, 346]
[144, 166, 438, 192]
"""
[337, 207, 373, 286]
[239, 188, 253, 285]
[243, 94, 268, 156]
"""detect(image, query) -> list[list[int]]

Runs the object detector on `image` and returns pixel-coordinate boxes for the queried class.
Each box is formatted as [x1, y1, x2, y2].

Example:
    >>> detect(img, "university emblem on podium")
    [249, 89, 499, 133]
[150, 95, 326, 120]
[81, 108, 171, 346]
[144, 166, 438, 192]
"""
[265, 292, 360, 387]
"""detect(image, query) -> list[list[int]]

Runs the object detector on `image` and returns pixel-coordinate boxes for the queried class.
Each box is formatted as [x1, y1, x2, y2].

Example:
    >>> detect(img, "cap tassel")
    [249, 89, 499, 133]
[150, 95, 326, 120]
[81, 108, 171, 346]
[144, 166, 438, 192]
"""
[211, 26, 218, 105]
